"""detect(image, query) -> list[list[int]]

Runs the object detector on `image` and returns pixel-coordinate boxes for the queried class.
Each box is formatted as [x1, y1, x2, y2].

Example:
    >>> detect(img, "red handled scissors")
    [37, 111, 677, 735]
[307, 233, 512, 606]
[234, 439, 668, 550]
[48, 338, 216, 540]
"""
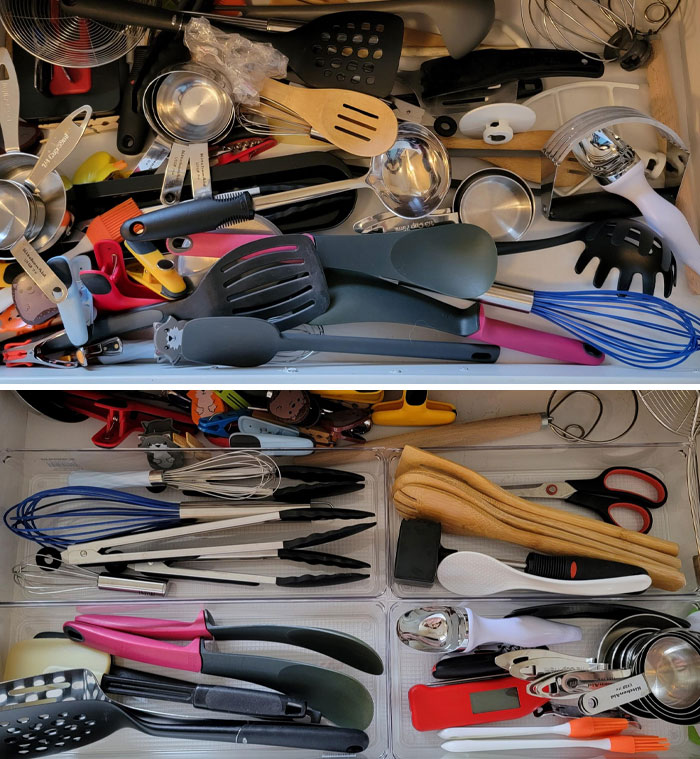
[507, 466, 667, 534]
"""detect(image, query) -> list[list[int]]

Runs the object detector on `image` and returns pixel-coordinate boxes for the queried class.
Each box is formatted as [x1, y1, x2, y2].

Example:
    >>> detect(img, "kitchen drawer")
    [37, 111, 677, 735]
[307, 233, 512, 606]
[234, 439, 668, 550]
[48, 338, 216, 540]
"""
[1, 5, 700, 383]
[0, 600, 389, 759]
[389, 598, 700, 759]
[387, 444, 700, 598]
[0, 447, 388, 602]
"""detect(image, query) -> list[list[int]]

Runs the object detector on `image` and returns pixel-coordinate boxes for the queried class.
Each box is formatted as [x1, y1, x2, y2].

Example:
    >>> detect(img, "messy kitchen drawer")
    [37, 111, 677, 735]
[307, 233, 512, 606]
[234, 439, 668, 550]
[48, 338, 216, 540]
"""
[0, 2, 700, 382]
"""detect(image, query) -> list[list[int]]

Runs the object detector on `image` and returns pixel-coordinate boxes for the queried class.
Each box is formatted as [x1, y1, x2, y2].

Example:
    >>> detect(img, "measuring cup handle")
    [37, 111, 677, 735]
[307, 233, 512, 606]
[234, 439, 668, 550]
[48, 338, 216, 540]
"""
[0, 47, 20, 153]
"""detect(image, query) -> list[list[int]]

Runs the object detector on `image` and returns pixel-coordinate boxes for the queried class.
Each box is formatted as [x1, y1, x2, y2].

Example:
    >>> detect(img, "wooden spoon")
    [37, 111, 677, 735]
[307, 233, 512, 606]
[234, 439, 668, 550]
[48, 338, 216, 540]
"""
[393, 467, 680, 564]
[393, 485, 685, 591]
[261, 78, 398, 157]
[396, 446, 679, 556]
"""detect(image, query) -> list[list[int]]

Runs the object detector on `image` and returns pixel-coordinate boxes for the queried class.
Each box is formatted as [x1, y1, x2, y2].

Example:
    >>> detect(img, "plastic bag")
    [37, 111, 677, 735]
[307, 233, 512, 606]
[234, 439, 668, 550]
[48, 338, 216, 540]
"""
[184, 17, 288, 105]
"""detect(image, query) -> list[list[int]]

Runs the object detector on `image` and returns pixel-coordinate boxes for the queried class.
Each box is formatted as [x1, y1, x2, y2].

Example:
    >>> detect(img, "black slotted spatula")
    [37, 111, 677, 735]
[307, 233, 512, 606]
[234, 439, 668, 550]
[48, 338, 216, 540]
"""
[75, 235, 329, 348]
[60, 0, 403, 97]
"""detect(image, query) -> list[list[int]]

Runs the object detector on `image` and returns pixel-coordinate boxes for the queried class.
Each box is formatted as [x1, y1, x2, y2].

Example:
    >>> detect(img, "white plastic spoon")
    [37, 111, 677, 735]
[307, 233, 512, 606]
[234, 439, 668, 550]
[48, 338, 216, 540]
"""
[436, 551, 652, 596]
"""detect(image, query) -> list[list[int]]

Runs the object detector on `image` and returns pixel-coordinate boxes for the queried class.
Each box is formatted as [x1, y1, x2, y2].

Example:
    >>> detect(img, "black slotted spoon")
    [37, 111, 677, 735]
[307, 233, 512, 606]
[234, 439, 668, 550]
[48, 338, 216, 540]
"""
[0, 669, 371, 756]
[60, 0, 403, 97]
[60, 234, 330, 350]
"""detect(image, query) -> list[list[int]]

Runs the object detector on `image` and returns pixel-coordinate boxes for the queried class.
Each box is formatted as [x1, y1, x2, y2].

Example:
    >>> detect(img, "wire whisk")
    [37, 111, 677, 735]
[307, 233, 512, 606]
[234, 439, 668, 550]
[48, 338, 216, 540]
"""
[239, 96, 327, 141]
[521, 0, 683, 69]
[67, 451, 282, 501]
[13, 561, 167, 596]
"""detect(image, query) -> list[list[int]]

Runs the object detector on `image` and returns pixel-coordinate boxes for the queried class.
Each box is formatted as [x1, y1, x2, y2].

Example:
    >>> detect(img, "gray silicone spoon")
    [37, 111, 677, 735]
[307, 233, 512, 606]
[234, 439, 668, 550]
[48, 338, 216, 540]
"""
[312, 224, 498, 300]
[169, 316, 500, 365]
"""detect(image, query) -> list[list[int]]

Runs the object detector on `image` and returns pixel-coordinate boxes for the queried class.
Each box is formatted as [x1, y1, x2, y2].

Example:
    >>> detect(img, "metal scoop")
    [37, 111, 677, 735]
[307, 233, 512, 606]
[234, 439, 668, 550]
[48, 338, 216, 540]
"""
[396, 606, 581, 653]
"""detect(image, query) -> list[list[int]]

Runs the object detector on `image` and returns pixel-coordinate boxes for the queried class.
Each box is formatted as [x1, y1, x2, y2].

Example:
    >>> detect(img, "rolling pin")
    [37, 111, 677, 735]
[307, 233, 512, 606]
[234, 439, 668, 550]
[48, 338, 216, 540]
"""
[300, 412, 549, 465]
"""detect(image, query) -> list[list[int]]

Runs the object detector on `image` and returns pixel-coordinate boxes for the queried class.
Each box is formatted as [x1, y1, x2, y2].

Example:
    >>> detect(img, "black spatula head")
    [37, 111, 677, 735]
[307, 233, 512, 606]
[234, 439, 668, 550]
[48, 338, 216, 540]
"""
[0, 669, 132, 758]
[243, 11, 404, 97]
[212, 234, 329, 329]
[574, 218, 677, 297]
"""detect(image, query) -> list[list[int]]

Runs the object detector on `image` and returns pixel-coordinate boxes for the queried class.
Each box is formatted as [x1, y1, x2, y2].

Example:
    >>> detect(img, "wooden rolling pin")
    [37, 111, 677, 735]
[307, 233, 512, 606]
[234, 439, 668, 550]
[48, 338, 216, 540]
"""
[393, 484, 685, 591]
[395, 447, 680, 557]
[299, 412, 548, 466]
[393, 469, 681, 565]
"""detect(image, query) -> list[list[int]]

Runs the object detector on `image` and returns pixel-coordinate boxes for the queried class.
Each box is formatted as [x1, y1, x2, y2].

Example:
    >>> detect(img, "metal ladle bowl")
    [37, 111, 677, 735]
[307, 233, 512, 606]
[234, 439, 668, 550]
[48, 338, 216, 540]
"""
[367, 122, 451, 219]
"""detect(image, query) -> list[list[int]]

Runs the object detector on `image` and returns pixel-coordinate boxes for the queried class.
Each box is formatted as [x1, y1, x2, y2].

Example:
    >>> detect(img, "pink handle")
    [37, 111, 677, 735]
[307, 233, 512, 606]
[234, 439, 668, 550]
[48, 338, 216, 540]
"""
[473, 305, 605, 365]
[74, 610, 212, 641]
[166, 232, 275, 257]
[63, 621, 203, 671]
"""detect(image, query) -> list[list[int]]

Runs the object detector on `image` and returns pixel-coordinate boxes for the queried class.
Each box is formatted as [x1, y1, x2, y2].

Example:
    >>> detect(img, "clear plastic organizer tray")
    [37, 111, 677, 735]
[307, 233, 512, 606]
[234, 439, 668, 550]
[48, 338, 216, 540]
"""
[389, 598, 700, 759]
[0, 447, 387, 602]
[386, 444, 700, 597]
[0, 599, 388, 759]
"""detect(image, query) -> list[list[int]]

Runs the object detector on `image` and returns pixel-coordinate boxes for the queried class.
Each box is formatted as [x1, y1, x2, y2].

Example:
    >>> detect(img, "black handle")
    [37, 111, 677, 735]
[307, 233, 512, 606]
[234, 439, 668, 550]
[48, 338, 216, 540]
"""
[524, 552, 650, 581]
[60, 0, 184, 31]
[117, 47, 152, 155]
[505, 603, 690, 626]
[283, 521, 375, 549]
[548, 188, 678, 222]
[193, 685, 307, 718]
[274, 482, 366, 503]
[420, 48, 605, 100]
[121, 193, 256, 241]
[278, 507, 374, 521]
[564, 491, 653, 533]
[278, 465, 364, 483]
[432, 653, 506, 681]
[277, 548, 370, 569]
[276, 572, 368, 586]
[134, 712, 368, 752]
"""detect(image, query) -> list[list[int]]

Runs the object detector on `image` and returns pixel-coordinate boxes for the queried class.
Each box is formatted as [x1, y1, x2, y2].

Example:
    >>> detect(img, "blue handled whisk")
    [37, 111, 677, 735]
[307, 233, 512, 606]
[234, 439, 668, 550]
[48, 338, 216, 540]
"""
[478, 284, 700, 369]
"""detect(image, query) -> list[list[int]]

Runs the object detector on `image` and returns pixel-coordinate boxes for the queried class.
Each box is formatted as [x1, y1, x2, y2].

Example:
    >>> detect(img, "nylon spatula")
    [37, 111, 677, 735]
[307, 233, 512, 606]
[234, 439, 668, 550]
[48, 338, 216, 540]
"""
[0, 669, 371, 755]
[234, 11, 403, 97]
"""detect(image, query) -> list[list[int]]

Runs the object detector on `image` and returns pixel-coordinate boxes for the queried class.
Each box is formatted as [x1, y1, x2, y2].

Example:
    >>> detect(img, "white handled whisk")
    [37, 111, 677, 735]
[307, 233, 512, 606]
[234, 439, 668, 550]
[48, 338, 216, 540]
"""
[68, 451, 281, 500]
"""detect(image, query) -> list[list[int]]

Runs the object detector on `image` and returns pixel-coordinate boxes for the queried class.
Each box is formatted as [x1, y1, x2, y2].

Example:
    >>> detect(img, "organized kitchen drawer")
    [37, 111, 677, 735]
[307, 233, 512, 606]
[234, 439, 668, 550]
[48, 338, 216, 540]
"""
[0, 2, 699, 382]
[388, 443, 700, 598]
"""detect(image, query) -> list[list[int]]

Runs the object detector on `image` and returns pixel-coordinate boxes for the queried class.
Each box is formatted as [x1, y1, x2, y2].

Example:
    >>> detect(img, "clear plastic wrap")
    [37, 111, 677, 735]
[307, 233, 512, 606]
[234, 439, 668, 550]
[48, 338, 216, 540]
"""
[184, 17, 288, 105]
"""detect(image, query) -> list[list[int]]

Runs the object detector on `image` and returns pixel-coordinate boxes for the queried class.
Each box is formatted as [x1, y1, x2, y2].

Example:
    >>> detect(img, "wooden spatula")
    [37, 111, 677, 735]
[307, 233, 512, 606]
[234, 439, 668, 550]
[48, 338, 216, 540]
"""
[261, 78, 398, 156]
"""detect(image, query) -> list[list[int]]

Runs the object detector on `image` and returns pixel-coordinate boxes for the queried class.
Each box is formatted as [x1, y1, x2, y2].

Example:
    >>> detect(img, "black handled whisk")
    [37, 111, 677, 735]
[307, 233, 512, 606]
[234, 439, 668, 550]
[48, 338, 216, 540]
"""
[478, 284, 700, 369]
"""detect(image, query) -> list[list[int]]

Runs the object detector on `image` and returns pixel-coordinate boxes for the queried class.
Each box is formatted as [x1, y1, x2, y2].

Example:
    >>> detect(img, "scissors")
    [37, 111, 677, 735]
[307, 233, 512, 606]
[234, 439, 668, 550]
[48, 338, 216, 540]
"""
[507, 467, 667, 534]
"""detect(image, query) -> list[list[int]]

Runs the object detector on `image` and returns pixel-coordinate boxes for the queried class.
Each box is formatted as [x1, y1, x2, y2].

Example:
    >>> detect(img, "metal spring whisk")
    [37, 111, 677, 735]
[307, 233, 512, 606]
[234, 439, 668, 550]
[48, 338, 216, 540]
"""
[521, 0, 682, 69]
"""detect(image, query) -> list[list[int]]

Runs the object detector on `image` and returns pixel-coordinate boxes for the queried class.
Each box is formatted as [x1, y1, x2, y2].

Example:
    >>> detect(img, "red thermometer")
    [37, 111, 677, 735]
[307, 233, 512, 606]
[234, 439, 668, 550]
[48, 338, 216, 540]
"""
[408, 676, 548, 731]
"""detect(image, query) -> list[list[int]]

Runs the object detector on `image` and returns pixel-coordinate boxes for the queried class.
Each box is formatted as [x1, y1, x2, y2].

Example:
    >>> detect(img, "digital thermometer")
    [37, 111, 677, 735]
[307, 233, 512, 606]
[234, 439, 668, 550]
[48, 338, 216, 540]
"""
[408, 676, 548, 731]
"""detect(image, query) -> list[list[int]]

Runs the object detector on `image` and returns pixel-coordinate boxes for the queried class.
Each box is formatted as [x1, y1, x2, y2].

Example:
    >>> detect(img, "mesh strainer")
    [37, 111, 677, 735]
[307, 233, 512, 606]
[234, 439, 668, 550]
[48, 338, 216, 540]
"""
[0, 0, 152, 67]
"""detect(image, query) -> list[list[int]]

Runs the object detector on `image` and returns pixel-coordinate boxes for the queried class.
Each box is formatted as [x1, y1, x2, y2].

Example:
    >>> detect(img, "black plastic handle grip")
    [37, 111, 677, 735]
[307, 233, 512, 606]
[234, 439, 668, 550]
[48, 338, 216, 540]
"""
[232, 722, 369, 752]
[284, 521, 376, 549]
[524, 552, 650, 581]
[432, 652, 506, 681]
[278, 465, 364, 483]
[193, 685, 307, 718]
[278, 507, 374, 521]
[420, 48, 605, 100]
[60, 0, 184, 31]
[274, 482, 366, 503]
[276, 572, 368, 586]
[117, 47, 152, 156]
[121, 193, 256, 241]
[277, 548, 370, 568]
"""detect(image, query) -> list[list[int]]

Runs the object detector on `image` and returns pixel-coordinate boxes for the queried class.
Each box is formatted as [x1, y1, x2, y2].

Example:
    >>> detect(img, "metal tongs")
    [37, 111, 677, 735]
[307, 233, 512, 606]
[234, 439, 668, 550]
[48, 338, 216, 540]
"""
[60, 507, 374, 567]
